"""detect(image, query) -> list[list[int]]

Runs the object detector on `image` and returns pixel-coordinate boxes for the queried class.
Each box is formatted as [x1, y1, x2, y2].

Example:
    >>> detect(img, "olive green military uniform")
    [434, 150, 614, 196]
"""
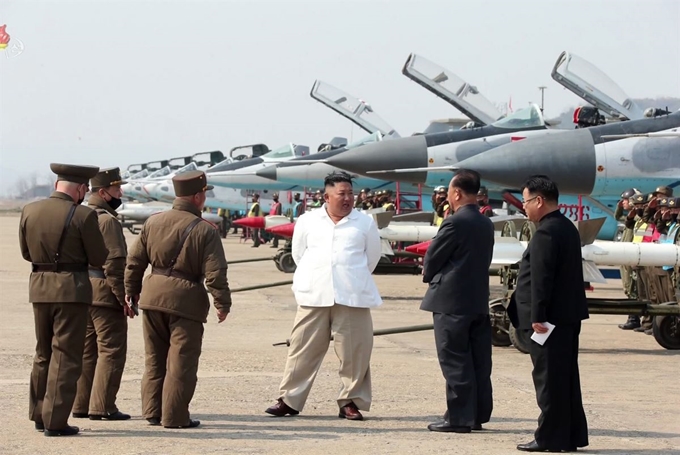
[73, 168, 130, 418]
[19, 164, 108, 432]
[125, 170, 232, 428]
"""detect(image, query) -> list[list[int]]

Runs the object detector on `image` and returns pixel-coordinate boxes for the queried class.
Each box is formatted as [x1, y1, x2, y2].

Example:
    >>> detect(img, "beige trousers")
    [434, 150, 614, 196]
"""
[279, 304, 373, 412]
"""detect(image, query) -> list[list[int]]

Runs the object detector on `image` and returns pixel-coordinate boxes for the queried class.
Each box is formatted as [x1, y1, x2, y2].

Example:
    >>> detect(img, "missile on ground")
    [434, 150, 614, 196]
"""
[267, 222, 295, 238]
[233, 215, 291, 230]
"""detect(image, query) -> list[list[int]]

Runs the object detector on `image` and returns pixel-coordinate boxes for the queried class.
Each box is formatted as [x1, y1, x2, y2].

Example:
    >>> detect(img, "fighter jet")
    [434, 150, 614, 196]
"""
[206, 143, 312, 190]
[217, 79, 401, 191]
[448, 113, 680, 197]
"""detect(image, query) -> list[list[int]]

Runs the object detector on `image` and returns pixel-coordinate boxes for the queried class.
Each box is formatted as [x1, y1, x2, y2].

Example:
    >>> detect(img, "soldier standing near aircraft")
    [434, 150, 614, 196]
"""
[433, 187, 450, 227]
[269, 192, 282, 248]
[73, 167, 134, 422]
[125, 170, 232, 429]
[20, 163, 108, 436]
[292, 193, 305, 219]
[615, 188, 642, 330]
[248, 194, 263, 247]
[476, 186, 495, 217]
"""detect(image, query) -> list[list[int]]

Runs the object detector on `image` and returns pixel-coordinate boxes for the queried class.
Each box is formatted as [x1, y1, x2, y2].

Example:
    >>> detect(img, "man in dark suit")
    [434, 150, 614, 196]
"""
[508, 175, 589, 452]
[420, 169, 495, 433]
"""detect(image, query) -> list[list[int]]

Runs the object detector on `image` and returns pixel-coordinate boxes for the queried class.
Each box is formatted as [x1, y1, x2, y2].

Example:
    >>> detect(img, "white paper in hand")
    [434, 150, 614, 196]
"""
[530, 322, 556, 346]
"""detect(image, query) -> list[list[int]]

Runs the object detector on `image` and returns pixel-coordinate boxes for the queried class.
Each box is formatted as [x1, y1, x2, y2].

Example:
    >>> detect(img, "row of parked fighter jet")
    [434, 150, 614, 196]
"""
[117, 51, 679, 270]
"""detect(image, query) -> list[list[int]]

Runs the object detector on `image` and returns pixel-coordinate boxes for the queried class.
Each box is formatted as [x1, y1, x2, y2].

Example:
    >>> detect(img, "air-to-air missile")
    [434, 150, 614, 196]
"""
[117, 202, 223, 224]
[232, 215, 293, 232]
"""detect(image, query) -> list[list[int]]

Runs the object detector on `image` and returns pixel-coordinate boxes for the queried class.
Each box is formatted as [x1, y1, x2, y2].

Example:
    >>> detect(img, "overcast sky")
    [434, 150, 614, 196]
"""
[1, 0, 679, 193]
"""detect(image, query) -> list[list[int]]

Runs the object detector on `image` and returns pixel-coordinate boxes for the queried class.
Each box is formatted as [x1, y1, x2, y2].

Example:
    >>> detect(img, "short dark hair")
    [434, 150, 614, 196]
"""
[324, 171, 354, 188]
[522, 175, 559, 202]
[451, 169, 481, 195]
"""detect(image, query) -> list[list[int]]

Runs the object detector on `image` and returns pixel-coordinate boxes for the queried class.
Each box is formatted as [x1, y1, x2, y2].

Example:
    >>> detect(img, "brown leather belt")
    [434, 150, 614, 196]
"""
[151, 267, 203, 283]
[88, 268, 106, 279]
[32, 263, 88, 273]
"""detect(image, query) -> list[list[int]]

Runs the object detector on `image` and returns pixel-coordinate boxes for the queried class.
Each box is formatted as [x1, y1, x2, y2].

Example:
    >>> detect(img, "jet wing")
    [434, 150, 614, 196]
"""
[310, 80, 400, 138]
[401, 53, 502, 126]
[551, 51, 644, 121]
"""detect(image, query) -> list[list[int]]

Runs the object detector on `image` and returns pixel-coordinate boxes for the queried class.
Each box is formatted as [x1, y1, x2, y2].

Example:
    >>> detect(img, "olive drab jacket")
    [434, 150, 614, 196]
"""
[124, 198, 232, 323]
[88, 194, 128, 309]
[19, 191, 109, 303]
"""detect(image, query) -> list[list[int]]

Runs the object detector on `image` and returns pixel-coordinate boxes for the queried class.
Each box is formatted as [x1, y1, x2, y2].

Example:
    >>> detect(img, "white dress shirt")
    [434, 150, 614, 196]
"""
[291, 204, 383, 308]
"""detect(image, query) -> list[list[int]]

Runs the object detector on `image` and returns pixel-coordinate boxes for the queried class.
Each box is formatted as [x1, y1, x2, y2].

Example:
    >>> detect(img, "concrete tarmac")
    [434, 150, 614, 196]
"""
[0, 214, 678, 455]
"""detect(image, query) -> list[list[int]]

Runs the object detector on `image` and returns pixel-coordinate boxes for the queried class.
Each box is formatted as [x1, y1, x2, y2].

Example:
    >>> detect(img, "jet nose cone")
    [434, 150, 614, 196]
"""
[256, 165, 278, 181]
[456, 129, 596, 194]
[326, 135, 429, 183]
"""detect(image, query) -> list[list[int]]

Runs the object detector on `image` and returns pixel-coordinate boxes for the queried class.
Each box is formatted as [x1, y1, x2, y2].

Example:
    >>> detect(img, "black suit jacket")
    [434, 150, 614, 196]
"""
[420, 204, 495, 315]
[509, 210, 589, 330]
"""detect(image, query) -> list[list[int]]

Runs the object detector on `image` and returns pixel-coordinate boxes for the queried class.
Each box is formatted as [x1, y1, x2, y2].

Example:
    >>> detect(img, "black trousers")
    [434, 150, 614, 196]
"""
[433, 313, 493, 427]
[527, 323, 589, 450]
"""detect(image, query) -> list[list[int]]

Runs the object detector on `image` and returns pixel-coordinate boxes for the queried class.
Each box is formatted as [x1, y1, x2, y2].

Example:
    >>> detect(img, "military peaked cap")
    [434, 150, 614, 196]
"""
[658, 197, 670, 207]
[654, 186, 673, 197]
[172, 170, 213, 197]
[478, 186, 489, 196]
[669, 198, 679, 208]
[631, 194, 646, 205]
[91, 167, 127, 189]
[50, 163, 99, 185]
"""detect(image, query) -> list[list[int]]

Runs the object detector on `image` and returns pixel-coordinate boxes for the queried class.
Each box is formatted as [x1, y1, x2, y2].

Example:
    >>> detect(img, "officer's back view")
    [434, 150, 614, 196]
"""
[125, 170, 232, 429]
[19, 163, 108, 436]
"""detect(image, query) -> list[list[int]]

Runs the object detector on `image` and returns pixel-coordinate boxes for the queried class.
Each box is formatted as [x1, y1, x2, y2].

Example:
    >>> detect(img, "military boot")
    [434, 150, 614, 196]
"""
[618, 315, 641, 330]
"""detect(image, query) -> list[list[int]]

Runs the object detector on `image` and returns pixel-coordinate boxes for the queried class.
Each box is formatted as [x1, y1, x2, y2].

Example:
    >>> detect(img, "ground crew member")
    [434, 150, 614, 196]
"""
[72, 167, 133, 422]
[615, 188, 642, 330]
[382, 190, 396, 211]
[292, 193, 305, 219]
[433, 186, 449, 227]
[270, 192, 282, 248]
[20, 163, 108, 436]
[248, 194, 263, 247]
[124, 170, 232, 429]
[477, 186, 495, 217]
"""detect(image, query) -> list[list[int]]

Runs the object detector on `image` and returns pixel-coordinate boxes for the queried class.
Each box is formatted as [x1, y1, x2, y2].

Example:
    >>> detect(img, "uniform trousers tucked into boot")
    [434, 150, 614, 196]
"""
[141, 310, 204, 427]
[73, 306, 128, 416]
[30, 303, 89, 430]
[279, 304, 373, 412]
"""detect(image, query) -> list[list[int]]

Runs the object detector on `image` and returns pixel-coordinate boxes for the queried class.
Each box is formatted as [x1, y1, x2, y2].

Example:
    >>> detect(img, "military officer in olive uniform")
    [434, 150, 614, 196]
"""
[125, 170, 233, 429]
[20, 163, 109, 436]
[73, 167, 134, 421]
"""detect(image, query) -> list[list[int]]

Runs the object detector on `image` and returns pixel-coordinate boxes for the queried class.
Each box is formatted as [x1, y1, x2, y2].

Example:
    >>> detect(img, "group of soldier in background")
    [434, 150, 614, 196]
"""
[615, 185, 679, 334]
[354, 188, 396, 212]
[432, 185, 495, 226]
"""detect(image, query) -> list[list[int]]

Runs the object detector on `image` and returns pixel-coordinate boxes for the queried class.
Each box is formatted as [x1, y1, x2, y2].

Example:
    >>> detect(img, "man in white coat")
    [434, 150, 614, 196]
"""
[265, 171, 382, 421]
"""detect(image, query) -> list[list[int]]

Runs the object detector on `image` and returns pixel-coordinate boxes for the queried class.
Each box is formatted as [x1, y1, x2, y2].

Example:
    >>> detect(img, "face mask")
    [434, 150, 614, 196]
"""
[107, 197, 122, 210]
[77, 186, 86, 205]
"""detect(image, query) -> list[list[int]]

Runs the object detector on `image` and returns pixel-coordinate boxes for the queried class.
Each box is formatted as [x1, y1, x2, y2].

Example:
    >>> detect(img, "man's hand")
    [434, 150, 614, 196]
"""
[532, 322, 549, 334]
[216, 309, 228, 323]
[123, 304, 136, 319]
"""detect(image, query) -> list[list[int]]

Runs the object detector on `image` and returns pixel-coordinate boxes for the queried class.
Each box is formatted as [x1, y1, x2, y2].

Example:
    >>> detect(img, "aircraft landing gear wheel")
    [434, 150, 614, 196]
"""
[492, 327, 511, 347]
[652, 315, 680, 350]
[278, 252, 297, 273]
[273, 257, 283, 272]
[519, 221, 536, 241]
[509, 326, 531, 354]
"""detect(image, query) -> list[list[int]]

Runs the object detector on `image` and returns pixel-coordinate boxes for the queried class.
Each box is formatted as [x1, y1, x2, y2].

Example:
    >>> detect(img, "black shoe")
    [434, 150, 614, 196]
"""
[44, 425, 79, 437]
[517, 440, 577, 452]
[644, 328, 653, 335]
[89, 411, 131, 421]
[72, 412, 89, 418]
[147, 417, 161, 426]
[472, 423, 483, 431]
[618, 318, 641, 330]
[633, 326, 648, 333]
[427, 420, 471, 433]
[164, 419, 200, 429]
[34, 422, 44, 432]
